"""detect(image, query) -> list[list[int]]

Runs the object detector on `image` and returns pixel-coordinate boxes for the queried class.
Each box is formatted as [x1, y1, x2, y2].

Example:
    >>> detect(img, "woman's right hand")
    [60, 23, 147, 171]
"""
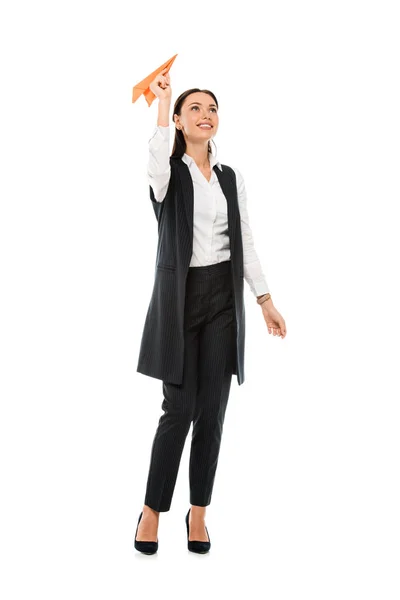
[149, 67, 172, 103]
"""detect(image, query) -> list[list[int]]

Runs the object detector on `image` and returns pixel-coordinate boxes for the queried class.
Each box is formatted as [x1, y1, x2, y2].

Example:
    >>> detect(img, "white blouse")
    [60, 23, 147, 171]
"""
[147, 125, 270, 297]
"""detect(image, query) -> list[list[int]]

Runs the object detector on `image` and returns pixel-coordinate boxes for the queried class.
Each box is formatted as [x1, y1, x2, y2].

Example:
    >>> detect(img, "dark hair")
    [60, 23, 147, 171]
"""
[171, 88, 219, 159]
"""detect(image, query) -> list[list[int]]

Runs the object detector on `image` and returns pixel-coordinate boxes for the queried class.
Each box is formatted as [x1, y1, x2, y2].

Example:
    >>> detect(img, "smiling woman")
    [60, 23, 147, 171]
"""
[171, 90, 219, 163]
[134, 66, 286, 555]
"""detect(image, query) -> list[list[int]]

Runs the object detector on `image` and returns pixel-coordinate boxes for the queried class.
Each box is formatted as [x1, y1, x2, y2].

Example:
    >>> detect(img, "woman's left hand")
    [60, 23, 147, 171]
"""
[260, 299, 287, 338]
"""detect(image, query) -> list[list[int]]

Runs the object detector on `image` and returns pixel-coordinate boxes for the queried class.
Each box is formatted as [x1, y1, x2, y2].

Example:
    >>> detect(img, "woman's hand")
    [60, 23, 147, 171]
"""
[260, 299, 287, 338]
[149, 67, 172, 102]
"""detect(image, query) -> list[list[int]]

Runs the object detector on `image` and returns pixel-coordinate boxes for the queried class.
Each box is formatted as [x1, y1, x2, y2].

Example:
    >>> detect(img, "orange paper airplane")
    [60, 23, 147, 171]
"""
[132, 54, 178, 107]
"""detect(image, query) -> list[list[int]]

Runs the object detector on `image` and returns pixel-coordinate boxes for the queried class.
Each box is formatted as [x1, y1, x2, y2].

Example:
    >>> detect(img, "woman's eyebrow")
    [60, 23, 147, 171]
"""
[188, 102, 217, 107]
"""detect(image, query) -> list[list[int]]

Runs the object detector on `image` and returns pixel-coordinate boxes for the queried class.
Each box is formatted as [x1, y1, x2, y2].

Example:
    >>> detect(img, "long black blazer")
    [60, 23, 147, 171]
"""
[136, 156, 246, 386]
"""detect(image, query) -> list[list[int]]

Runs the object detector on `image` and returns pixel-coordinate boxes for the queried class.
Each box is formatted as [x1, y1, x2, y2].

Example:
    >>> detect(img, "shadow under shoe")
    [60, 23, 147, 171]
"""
[134, 511, 158, 555]
[185, 508, 211, 554]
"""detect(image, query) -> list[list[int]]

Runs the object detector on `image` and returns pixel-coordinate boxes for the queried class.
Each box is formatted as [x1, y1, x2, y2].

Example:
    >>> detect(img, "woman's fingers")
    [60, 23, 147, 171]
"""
[158, 74, 169, 88]
[149, 69, 172, 101]
[160, 68, 170, 83]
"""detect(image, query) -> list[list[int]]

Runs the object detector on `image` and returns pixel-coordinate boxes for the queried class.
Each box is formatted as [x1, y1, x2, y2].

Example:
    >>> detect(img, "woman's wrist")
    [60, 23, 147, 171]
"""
[157, 98, 171, 127]
[256, 293, 272, 306]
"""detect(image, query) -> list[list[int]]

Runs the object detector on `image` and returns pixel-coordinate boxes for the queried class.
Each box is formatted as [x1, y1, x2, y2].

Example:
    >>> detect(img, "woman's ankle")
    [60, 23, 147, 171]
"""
[143, 504, 160, 517]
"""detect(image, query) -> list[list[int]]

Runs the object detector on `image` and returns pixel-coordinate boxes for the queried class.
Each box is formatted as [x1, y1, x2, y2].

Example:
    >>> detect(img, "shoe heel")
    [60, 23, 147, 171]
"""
[134, 511, 158, 555]
[185, 508, 211, 554]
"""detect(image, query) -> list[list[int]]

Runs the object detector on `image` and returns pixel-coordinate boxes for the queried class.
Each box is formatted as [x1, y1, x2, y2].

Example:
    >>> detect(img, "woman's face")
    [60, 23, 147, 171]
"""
[174, 92, 219, 146]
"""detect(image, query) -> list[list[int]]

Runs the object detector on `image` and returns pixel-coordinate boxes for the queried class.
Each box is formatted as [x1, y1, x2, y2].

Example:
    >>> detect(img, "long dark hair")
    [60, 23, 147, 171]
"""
[171, 88, 219, 159]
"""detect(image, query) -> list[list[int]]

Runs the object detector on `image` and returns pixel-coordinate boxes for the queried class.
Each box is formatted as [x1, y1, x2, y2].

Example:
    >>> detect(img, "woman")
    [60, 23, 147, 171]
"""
[134, 67, 287, 554]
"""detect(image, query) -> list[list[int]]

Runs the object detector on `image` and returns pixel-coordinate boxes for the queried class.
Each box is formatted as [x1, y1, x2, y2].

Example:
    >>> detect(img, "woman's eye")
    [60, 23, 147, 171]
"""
[191, 106, 217, 113]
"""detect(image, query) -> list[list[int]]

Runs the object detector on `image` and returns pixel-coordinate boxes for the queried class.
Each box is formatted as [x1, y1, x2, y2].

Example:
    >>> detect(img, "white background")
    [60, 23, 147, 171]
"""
[1, 0, 399, 598]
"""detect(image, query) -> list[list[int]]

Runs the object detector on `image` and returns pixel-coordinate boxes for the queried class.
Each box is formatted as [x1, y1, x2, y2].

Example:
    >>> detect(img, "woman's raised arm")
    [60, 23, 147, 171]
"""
[147, 71, 172, 203]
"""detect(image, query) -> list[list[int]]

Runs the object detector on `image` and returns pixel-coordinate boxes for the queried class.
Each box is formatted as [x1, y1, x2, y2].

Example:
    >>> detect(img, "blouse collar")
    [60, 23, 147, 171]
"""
[181, 151, 223, 171]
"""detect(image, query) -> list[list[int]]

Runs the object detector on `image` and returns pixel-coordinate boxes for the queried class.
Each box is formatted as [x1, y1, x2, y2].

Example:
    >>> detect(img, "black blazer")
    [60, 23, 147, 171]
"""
[136, 156, 246, 386]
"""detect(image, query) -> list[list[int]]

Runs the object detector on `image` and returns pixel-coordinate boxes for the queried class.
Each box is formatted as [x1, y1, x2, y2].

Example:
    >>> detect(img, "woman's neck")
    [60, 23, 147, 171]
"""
[184, 142, 210, 169]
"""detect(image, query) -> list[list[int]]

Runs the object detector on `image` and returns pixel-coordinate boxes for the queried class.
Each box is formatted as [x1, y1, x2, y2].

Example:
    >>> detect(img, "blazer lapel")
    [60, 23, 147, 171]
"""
[213, 165, 237, 255]
[178, 161, 194, 236]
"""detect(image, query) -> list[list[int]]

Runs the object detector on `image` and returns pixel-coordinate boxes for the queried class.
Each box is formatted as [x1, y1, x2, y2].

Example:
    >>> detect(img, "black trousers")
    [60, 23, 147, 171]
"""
[144, 259, 236, 512]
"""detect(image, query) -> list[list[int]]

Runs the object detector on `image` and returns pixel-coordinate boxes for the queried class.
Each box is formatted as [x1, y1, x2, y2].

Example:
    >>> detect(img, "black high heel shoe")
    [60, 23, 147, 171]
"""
[185, 508, 211, 554]
[134, 511, 158, 555]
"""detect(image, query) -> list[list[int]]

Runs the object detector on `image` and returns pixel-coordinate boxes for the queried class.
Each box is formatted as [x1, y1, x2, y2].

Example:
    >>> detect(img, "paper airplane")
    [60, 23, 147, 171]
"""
[132, 54, 178, 107]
